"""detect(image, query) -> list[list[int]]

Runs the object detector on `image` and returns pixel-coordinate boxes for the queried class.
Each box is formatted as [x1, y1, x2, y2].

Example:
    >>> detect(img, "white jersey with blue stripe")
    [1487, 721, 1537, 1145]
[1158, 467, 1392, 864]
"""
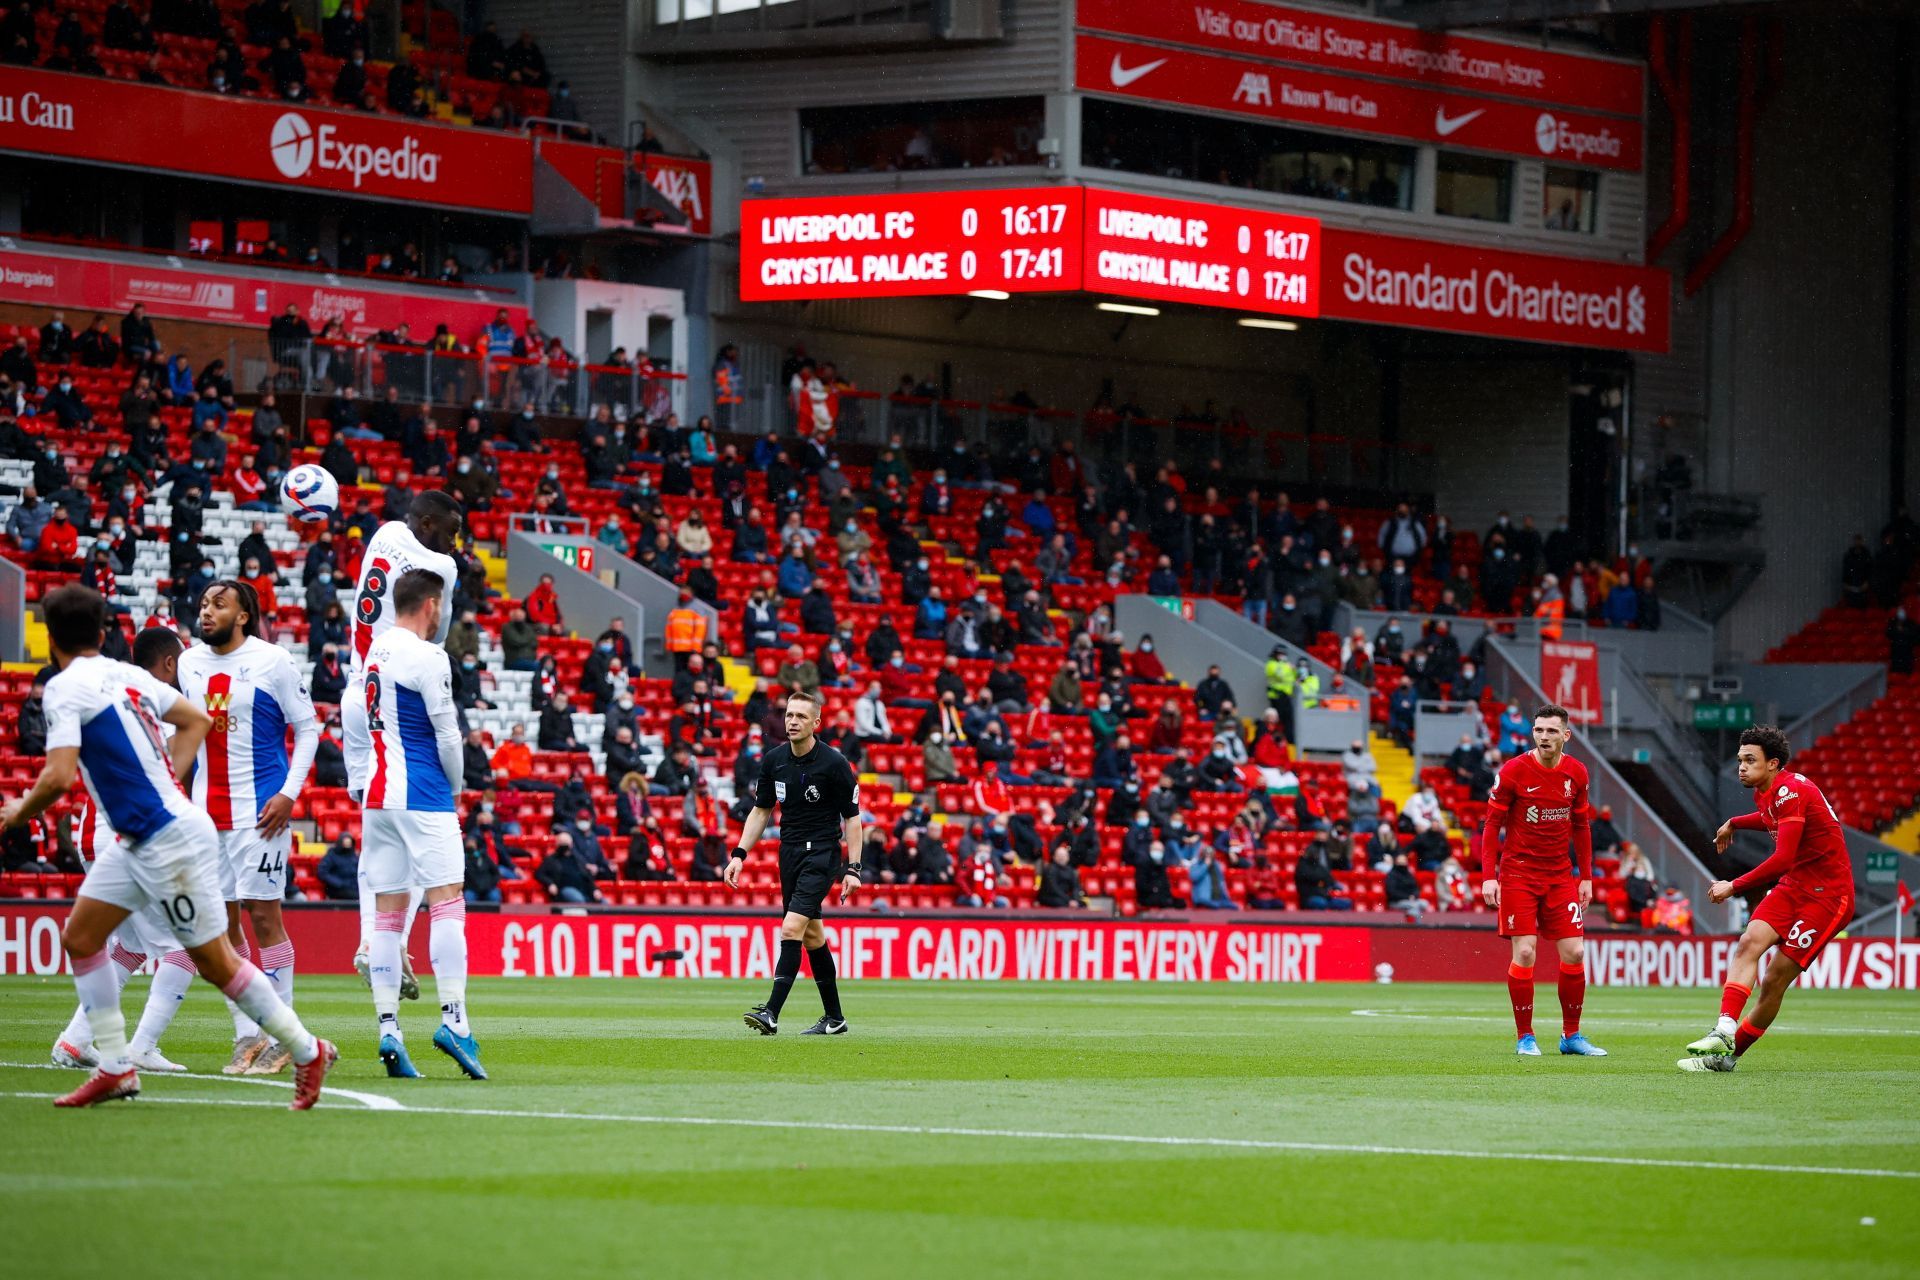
[177, 636, 317, 832]
[44, 654, 194, 846]
[361, 625, 462, 813]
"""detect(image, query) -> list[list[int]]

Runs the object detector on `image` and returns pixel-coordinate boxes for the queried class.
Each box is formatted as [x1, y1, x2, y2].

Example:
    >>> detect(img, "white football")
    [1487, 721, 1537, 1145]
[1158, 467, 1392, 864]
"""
[1374, 962, 1394, 984]
[280, 463, 339, 524]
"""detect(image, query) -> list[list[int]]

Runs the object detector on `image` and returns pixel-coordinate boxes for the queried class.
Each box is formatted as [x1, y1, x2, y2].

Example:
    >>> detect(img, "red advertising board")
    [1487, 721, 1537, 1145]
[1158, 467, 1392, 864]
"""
[1319, 226, 1669, 353]
[0, 245, 525, 338]
[738, 187, 1667, 353]
[0, 67, 532, 214]
[1076, 0, 1644, 118]
[1082, 187, 1319, 317]
[642, 154, 714, 237]
[1077, 35, 1643, 172]
[740, 187, 1084, 301]
[4, 904, 1914, 988]
[1540, 639, 1604, 726]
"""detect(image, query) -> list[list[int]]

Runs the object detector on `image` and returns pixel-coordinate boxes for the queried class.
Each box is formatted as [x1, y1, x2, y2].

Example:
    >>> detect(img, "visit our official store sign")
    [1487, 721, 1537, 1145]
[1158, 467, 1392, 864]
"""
[1075, 0, 1645, 118]
[4, 906, 1913, 988]
[0, 67, 532, 214]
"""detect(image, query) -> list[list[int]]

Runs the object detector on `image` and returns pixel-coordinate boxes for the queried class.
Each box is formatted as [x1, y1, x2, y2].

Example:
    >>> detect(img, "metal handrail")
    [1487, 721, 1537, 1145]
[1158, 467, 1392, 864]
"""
[1481, 636, 1732, 931]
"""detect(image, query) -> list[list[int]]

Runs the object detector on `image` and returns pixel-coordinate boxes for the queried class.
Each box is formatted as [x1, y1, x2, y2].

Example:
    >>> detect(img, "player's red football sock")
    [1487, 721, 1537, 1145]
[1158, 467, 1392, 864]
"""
[1557, 961, 1585, 1036]
[1718, 982, 1751, 1022]
[1733, 1019, 1765, 1057]
[1507, 963, 1535, 1037]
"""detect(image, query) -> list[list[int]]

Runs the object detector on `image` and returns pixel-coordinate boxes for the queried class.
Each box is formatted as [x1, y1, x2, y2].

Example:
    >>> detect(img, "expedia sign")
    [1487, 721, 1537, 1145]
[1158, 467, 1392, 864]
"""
[0, 67, 530, 214]
[1533, 111, 1625, 163]
[269, 112, 443, 188]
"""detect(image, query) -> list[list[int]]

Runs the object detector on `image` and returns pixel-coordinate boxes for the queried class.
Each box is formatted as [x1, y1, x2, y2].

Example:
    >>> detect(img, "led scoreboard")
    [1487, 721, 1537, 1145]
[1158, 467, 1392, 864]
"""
[740, 187, 1085, 301]
[739, 184, 1322, 320]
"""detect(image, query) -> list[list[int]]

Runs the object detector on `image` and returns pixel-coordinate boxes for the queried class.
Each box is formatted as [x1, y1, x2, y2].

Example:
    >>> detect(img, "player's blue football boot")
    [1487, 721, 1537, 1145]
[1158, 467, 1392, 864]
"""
[1516, 1034, 1542, 1056]
[432, 1024, 489, 1080]
[379, 1033, 419, 1078]
[1559, 1033, 1608, 1056]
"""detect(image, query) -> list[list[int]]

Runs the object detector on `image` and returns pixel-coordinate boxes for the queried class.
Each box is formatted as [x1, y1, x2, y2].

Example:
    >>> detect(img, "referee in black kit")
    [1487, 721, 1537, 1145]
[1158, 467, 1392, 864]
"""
[725, 688, 865, 1035]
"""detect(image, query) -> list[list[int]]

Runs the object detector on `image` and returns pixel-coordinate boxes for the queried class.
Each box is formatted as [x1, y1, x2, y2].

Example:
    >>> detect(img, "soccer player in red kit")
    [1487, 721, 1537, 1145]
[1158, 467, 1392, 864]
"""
[1479, 705, 1607, 1057]
[1680, 725, 1855, 1073]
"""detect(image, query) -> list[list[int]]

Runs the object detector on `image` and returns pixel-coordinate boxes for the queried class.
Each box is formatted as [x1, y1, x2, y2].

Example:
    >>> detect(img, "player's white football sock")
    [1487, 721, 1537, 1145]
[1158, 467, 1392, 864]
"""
[71, 950, 130, 1072]
[219, 963, 317, 1066]
[1714, 1014, 1737, 1038]
[357, 867, 375, 952]
[58, 941, 146, 1050]
[259, 939, 296, 1010]
[428, 898, 470, 1035]
[130, 951, 197, 1054]
[404, 886, 425, 942]
[370, 909, 405, 1032]
[225, 939, 262, 1039]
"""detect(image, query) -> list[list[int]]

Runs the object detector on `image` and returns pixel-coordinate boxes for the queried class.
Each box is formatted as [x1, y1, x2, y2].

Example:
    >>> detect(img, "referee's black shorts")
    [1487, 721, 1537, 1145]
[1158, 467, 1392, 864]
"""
[778, 841, 837, 919]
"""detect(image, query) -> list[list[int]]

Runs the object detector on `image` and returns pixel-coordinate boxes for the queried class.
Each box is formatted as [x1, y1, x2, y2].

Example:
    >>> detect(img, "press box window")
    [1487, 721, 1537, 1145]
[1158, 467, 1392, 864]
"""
[801, 97, 1044, 175]
[1434, 152, 1513, 223]
[1544, 167, 1599, 233]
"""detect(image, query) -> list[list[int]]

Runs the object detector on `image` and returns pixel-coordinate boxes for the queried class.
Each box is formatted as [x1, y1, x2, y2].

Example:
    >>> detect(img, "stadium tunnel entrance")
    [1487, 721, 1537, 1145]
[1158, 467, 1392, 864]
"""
[714, 291, 1636, 549]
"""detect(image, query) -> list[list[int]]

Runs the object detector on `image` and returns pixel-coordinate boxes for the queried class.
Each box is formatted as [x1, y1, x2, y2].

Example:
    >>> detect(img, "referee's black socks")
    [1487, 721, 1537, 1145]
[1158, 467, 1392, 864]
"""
[808, 944, 843, 1021]
[767, 939, 803, 1016]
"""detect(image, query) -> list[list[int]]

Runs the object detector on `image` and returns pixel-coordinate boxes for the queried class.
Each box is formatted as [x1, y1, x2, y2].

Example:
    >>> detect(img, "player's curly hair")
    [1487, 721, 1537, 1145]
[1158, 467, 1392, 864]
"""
[1739, 724, 1792, 767]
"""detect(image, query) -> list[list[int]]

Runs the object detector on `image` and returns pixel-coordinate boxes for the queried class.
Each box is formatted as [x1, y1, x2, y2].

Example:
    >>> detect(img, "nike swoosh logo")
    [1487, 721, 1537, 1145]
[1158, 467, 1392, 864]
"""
[1433, 107, 1485, 137]
[1109, 55, 1167, 88]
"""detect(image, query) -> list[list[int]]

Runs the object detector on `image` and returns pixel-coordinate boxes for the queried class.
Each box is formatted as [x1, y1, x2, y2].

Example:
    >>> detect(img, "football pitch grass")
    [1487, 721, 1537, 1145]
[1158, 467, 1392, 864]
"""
[1, 976, 1916, 1278]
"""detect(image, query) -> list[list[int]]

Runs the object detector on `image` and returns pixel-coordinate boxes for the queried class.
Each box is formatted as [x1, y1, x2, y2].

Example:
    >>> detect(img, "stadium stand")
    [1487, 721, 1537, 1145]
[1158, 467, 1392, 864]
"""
[0, 300, 1661, 919]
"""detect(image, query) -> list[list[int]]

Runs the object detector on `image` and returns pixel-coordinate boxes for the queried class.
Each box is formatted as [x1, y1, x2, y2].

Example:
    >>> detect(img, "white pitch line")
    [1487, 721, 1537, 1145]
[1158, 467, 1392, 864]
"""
[1, 1072, 1915, 1181]
[0, 1060, 404, 1110]
[1347, 1010, 1920, 1035]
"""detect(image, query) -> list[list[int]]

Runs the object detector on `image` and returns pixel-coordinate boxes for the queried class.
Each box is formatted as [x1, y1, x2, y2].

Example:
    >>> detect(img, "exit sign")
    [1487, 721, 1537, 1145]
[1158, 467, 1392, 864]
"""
[1866, 850, 1900, 886]
[540, 543, 596, 573]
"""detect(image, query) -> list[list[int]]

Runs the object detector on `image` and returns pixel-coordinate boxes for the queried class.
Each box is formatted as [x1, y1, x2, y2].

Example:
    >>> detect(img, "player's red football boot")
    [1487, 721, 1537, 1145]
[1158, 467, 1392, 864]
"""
[290, 1038, 338, 1111]
[53, 1066, 139, 1107]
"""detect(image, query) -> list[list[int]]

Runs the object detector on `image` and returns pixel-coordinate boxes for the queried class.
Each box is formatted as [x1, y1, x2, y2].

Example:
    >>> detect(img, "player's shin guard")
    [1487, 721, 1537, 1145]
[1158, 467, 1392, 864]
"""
[807, 944, 842, 1021]
[258, 940, 295, 1012]
[1557, 961, 1585, 1036]
[1719, 982, 1751, 1022]
[427, 899, 470, 1035]
[370, 910, 405, 1036]
[219, 963, 318, 1066]
[766, 939, 803, 1016]
[131, 951, 197, 1054]
[71, 950, 129, 1071]
[1507, 963, 1535, 1038]
[1733, 1019, 1766, 1058]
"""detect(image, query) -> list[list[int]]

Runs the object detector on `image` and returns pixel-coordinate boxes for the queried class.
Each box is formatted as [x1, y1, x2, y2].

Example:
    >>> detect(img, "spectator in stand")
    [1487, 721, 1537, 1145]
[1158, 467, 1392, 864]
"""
[538, 692, 581, 753]
[1384, 853, 1427, 917]
[525, 572, 564, 634]
[40, 373, 92, 430]
[499, 28, 548, 84]
[9, 485, 54, 556]
[466, 20, 508, 78]
[33, 503, 80, 569]
[1651, 883, 1692, 934]
[119, 304, 158, 364]
[1889, 606, 1920, 676]
[1, 334, 35, 391]
[1620, 843, 1658, 917]
[537, 835, 600, 904]
[332, 46, 367, 106]
[267, 304, 312, 384]
[37, 311, 73, 364]
[315, 834, 359, 901]
[1590, 804, 1624, 857]
[1295, 840, 1352, 910]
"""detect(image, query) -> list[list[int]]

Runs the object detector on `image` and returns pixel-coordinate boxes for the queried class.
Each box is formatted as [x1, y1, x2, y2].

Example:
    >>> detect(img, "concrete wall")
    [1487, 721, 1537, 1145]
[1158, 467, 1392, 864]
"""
[1398, 355, 1570, 533]
[1661, 11, 1911, 659]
